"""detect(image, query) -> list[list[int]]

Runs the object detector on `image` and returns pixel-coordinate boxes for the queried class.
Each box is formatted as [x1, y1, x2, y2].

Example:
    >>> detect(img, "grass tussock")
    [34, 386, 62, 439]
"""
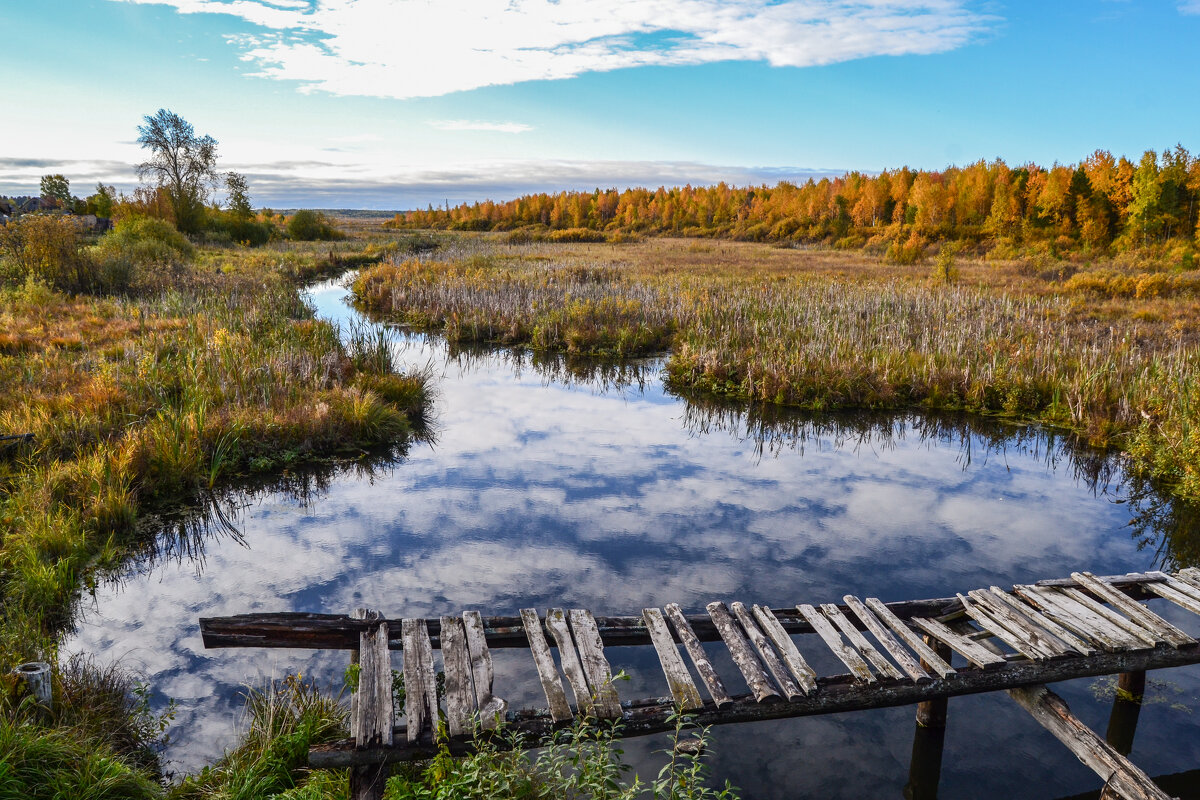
[353, 234, 1200, 502]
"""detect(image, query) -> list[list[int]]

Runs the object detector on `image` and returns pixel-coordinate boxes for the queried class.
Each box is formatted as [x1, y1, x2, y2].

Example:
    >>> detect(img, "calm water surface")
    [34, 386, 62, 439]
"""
[67, 277, 1200, 798]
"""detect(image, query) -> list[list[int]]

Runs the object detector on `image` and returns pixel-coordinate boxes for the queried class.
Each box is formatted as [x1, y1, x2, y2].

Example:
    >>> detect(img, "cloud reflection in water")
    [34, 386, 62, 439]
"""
[66, 281, 1200, 797]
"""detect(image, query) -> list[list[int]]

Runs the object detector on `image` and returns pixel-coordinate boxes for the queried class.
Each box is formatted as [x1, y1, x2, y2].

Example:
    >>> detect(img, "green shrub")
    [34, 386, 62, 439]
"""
[286, 210, 344, 242]
[96, 216, 195, 265]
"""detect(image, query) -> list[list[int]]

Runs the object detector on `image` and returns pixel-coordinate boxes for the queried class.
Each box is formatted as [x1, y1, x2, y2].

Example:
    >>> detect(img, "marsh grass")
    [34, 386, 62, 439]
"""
[353, 234, 1200, 502]
[0, 224, 431, 797]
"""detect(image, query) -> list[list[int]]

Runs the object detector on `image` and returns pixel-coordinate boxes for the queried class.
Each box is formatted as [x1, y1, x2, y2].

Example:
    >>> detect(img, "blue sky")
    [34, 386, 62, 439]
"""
[2, 0, 1198, 209]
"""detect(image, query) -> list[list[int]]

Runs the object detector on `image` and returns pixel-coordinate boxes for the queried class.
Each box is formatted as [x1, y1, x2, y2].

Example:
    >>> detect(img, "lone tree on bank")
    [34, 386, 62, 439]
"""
[136, 109, 218, 233]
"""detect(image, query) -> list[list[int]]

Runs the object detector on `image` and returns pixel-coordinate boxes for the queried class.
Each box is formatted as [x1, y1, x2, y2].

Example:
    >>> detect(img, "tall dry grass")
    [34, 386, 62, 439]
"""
[352, 235, 1200, 502]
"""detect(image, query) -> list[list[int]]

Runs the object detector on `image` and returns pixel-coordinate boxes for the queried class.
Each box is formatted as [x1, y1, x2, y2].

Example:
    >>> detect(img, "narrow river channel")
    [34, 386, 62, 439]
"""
[67, 275, 1200, 798]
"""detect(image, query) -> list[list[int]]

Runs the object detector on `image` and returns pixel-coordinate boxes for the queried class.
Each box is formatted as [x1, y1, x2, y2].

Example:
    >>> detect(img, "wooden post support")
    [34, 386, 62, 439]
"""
[1106, 670, 1147, 757]
[903, 720, 946, 800]
[12, 662, 52, 709]
[1007, 684, 1171, 800]
[915, 636, 951, 728]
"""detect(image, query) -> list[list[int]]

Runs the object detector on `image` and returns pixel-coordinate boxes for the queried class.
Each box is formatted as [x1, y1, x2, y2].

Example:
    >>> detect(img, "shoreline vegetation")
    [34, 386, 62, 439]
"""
[0, 213, 435, 796]
[352, 235, 1200, 507]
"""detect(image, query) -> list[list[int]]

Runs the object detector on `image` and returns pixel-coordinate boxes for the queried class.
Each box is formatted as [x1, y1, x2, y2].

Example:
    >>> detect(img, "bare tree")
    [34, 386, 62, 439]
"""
[136, 109, 218, 233]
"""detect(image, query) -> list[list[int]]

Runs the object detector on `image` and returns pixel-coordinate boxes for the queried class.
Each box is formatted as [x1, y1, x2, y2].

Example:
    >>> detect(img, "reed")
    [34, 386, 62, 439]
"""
[353, 234, 1200, 502]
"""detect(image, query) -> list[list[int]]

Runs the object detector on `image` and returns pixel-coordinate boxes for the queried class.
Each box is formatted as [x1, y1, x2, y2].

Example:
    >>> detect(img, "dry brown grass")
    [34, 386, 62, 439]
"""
[354, 232, 1200, 503]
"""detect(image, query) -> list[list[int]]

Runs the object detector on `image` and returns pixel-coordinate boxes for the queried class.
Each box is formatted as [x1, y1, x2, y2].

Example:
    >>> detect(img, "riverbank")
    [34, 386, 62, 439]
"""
[352, 234, 1200, 503]
[0, 230, 430, 791]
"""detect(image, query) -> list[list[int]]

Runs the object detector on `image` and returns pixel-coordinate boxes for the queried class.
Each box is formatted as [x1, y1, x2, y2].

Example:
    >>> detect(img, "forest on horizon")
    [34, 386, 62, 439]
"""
[388, 147, 1200, 264]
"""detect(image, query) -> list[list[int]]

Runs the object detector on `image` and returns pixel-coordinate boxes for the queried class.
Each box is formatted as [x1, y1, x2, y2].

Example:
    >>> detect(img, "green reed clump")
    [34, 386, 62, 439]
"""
[170, 674, 346, 800]
[354, 258, 673, 357]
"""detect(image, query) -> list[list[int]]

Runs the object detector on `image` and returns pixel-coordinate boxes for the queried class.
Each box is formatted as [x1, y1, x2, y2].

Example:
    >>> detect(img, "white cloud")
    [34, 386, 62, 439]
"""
[430, 120, 534, 134]
[112, 0, 988, 99]
[1181, 0, 1200, 13]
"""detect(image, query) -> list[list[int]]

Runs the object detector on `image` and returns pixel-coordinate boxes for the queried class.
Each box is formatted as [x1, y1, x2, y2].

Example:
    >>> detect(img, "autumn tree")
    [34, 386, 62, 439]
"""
[224, 171, 253, 221]
[136, 109, 218, 233]
[39, 174, 71, 209]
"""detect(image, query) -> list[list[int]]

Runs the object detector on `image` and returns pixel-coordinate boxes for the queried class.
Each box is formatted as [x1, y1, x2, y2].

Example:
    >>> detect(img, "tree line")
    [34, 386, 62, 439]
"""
[388, 147, 1200, 261]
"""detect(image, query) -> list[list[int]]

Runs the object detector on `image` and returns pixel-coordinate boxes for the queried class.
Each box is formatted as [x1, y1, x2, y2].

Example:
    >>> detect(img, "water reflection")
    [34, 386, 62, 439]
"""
[64, 278, 1200, 797]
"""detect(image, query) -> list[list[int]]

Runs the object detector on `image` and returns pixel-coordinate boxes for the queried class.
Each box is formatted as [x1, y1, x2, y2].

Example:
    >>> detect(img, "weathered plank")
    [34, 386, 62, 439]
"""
[351, 610, 394, 748]
[1014, 585, 1141, 652]
[730, 602, 804, 700]
[1144, 572, 1200, 617]
[863, 598, 955, 679]
[567, 609, 623, 719]
[1072, 572, 1193, 648]
[1061, 588, 1159, 648]
[842, 596, 930, 683]
[985, 587, 1096, 657]
[707, 602, 781, 702]
[1176, 567, 1200, 594]
[545, 609, 595, 716]
[1149, 571, 1200, 605]
[401, 618, 438, 743]
[909, 616, 1007, 670]
[642, 608, 704, 710]
[957, 593, 1048, 661]
[202, 577, 1165, 651]
[664, 603, 731, 707]
[1008, 685, 1172, 800]
[462, 611, 506, 729]
[519, 609, 572, 723]
[797, 604, 876, 683]
[751, 605, 818, 693]
[965, 590, 1073, 660]
[822, 603, 905, 680]
[439, 616, 474, 737]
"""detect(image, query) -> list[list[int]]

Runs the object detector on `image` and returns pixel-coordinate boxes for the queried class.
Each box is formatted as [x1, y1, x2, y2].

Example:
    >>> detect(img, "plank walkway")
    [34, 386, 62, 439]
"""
[201, 568, 1200, 798]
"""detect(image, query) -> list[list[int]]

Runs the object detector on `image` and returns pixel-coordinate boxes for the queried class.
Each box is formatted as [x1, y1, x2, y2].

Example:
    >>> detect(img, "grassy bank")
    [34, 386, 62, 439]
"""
[0, 221, 431, 791]
[353, 234, 1200, 502]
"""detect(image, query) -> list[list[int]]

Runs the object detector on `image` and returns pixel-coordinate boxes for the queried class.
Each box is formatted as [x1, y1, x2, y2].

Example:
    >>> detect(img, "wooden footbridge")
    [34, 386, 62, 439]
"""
[200, 569, 1200, 799]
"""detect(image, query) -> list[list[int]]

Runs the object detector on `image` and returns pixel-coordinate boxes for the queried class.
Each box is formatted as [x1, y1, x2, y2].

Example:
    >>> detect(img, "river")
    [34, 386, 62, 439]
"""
[66, 275, 1200, 798]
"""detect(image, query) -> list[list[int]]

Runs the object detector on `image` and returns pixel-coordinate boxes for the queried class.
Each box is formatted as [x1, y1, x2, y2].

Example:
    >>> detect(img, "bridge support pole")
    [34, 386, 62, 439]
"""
[905, 636, 951, 799]
[1008, 684, 1170, 800]
[1105, 670, 1146, 757]
[915, 636, 951, 728]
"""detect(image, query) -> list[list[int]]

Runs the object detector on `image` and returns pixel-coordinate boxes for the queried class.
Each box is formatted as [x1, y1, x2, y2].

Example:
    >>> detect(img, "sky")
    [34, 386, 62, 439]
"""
[2, 0, 1199, 209]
